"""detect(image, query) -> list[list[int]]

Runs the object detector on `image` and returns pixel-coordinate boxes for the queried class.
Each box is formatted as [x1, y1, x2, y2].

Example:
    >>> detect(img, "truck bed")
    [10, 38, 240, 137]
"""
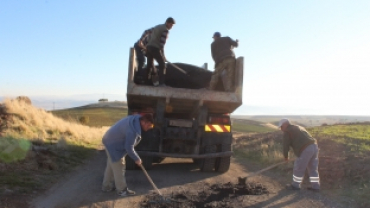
[126, 48, 244, 114]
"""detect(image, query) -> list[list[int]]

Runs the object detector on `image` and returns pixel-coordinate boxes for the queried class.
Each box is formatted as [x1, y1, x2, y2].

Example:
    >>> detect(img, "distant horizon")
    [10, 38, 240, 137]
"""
[2, 95, 370, 117]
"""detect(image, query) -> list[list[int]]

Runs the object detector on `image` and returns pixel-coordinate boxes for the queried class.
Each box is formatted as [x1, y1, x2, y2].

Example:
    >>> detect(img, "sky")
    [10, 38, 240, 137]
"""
[1, 0, 370, 115]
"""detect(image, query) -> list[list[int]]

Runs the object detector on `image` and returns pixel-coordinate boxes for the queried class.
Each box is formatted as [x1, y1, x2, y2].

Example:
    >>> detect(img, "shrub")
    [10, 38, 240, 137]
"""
[79, 116, 89, 125]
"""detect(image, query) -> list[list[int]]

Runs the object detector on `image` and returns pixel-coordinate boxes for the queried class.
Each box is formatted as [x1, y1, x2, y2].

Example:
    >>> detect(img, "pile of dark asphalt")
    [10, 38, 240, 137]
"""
[140, 181, 268, 208]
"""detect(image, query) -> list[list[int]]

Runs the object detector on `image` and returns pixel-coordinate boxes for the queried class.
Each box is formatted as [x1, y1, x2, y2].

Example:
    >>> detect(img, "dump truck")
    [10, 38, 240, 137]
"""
[125, 47, 244, 172]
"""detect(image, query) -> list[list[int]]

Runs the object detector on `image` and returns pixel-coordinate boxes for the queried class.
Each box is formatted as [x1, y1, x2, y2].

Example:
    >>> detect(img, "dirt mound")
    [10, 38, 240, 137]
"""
[140, 181, 268, 208]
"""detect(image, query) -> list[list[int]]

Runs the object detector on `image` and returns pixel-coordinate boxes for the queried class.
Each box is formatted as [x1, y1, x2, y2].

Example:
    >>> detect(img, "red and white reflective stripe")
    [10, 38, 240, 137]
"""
[293, 175, 303, 183]
[205, 124, 231, 132]
[309, 176, 320, 183]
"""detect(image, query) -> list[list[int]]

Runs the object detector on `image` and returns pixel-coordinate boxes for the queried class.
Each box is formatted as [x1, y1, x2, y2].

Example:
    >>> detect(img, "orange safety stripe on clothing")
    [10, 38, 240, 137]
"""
[205, 124, 231, 132]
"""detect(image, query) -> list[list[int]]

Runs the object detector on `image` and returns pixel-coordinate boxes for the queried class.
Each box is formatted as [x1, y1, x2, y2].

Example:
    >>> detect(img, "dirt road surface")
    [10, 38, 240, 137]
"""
[31, 150, 344, 208]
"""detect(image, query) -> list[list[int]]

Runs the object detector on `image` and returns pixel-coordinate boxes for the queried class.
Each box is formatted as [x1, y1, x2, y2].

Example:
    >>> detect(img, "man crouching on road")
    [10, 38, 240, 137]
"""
[101, 113, 154, 196]
[278, 118, 320, 192]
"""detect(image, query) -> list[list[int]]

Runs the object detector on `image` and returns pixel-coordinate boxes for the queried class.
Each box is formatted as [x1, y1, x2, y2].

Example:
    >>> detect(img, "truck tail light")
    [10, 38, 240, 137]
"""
[207, 115, 231, 125]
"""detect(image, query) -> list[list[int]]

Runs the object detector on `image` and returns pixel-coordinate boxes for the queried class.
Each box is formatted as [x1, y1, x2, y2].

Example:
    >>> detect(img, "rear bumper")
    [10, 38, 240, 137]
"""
[136, 151, 233, 158]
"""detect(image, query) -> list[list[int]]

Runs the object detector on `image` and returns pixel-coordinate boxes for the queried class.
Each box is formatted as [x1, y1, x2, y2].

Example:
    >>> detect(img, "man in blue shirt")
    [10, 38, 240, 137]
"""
[101, 114, 154, 196]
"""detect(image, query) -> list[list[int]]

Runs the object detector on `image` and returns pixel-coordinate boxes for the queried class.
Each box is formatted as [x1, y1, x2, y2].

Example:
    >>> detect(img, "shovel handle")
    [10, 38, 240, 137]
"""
[140, 164, 163, 196]
[167, 61, 187, 74]
[246, 159, 294, 179]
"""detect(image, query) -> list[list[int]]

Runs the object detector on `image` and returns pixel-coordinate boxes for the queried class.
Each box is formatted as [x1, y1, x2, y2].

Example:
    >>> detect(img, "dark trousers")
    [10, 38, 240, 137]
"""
[146, 46, 166, 85]
[134, 43, 146, 77]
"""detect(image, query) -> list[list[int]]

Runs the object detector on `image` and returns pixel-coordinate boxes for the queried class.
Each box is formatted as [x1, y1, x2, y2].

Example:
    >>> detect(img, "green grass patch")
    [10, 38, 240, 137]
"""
[51, 107, 127, 127]
[310, 124, 370, 140]
[232, 119, 276, 133]
[309, 124, 370, 154]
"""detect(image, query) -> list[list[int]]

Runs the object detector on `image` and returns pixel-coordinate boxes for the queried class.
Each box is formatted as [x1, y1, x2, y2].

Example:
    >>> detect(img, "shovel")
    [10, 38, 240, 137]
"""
[139, 164, 184, 204]
[139, 164, 163, 197]
[166, 61, 187, 75]
[150, 61, 188, 86]
[238, 160, 294, 184]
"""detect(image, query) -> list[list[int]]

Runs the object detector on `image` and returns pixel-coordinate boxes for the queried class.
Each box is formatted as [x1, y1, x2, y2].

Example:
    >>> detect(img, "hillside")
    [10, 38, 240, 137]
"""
[0, 98, 107, 206]
[51, 101, 128, 127]
[232, 118, 277, 133]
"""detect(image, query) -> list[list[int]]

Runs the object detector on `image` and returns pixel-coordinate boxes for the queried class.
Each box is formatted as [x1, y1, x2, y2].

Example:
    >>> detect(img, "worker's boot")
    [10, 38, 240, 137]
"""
[117, 187, 136, 196]
[286, 184, 300, 190]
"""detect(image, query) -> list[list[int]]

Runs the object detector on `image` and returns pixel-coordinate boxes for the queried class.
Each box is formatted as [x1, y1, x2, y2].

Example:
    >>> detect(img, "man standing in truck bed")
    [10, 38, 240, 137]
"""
[145, 17, 175, 87]
[209, 32, 238, 92]
[133, 28, 152, 84]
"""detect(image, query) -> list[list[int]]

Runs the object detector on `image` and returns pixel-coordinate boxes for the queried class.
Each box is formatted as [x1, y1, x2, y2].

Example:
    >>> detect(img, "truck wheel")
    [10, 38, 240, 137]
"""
[142, 156, 153, 170]
[200, 145, 216, 172]
[215, 157, 231, 172]
[215, 143, 232, 172]
[125, 156, 137, 170]
[192, 158, 201, 165]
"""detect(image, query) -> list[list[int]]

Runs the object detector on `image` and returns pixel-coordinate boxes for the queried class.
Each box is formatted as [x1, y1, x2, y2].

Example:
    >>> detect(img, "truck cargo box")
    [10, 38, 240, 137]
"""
[126, 48, 244, 114]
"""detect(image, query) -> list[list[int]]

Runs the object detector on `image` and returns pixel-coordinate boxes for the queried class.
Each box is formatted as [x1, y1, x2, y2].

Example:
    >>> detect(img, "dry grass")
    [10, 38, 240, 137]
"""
[1, 98, 108, 148]
[233, 131, 294, 164]
[0, 98, 109, 203]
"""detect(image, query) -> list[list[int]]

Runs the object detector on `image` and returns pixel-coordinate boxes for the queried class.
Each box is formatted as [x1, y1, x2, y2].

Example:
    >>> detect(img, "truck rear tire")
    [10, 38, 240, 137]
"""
[215, 157, 231, 172]
[125, 156, 153, 170]
[125, 156, 137, 170]
[192, 158, 201, 165]
[200, 145, 216, 172]
[215, 143, 232, 172]
[142, 156, 153, 170]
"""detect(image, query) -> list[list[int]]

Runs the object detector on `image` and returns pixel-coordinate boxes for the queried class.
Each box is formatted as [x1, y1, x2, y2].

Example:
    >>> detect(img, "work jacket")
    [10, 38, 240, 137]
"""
[283, 124, 316, 158]
[102, 115, 142, 162]
[211, 36, 238, 64]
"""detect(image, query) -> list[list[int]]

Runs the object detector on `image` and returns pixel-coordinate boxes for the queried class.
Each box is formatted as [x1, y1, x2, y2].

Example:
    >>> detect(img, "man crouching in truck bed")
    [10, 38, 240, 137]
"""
[101, 114, 154, 196]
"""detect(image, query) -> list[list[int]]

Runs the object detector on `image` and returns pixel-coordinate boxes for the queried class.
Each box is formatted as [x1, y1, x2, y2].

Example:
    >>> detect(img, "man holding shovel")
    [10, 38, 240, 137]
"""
[278, 118, 320, 192]
[145, 17, 175, 87]
[133, 28, 152, 84]
[101, 114, 154, 196]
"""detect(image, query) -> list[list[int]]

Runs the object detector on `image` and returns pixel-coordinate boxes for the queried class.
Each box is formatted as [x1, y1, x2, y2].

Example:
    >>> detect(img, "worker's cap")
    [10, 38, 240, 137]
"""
[213, 32, 221, 38]
[277, 118, 290, 128]
[166, 17, 175, 24]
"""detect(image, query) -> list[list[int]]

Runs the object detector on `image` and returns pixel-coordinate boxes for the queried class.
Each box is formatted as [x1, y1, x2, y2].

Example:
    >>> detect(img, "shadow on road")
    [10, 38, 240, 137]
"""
[32, 150, 225, 208]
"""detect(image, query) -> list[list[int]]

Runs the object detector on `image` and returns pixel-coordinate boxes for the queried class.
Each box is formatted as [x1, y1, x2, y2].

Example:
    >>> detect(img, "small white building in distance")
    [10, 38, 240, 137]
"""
[98, 98, 108, 103]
